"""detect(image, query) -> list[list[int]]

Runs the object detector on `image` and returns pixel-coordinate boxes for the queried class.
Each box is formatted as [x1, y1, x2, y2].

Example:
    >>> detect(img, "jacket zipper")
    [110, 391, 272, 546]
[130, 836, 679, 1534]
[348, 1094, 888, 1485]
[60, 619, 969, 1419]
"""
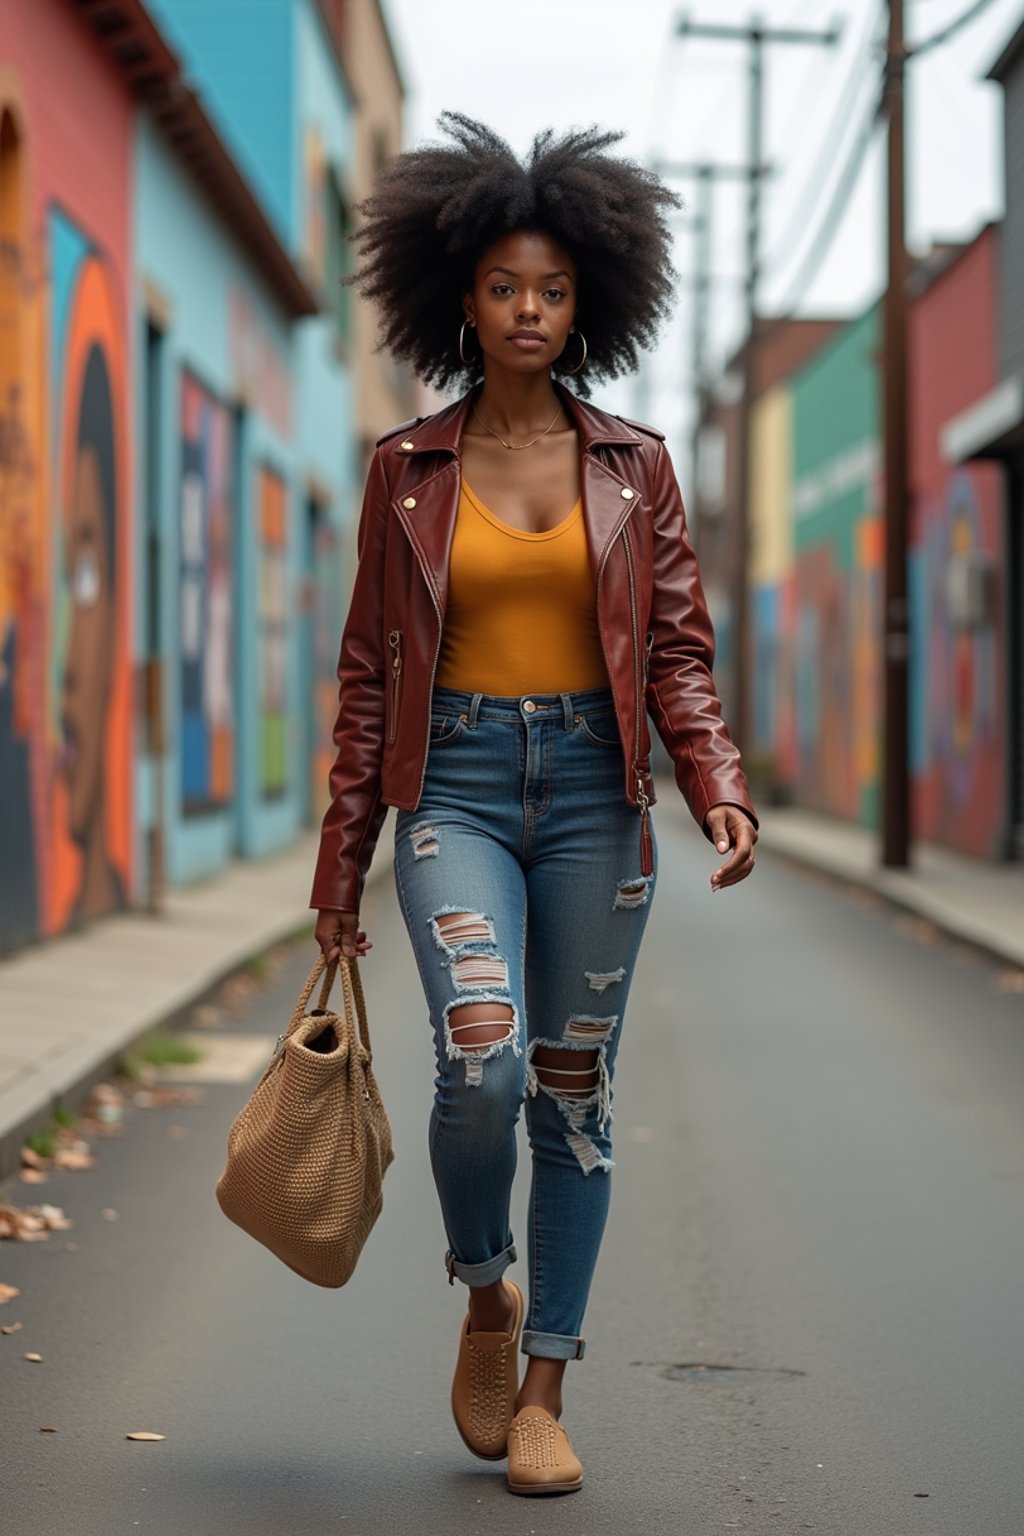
[388, 628, 403, 743]
[622, 526, 654, 877]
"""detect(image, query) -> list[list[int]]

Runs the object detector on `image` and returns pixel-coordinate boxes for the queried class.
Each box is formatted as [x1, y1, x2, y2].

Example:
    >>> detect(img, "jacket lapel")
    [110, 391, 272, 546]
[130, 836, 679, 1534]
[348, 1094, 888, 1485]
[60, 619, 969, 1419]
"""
[393, 380, 645, 607]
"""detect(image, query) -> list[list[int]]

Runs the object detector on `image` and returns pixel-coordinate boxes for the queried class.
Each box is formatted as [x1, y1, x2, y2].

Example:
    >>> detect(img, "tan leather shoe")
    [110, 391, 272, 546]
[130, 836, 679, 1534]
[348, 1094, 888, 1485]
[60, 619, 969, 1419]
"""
[506, 1406, 583, 1495]
[450, 1279, 524, 1460]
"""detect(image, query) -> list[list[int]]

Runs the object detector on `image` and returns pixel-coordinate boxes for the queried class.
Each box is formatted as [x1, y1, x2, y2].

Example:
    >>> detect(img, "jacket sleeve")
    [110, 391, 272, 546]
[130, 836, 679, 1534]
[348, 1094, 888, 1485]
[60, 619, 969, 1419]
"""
[645, 439, 759, 838]
[309, 444, 391, 912]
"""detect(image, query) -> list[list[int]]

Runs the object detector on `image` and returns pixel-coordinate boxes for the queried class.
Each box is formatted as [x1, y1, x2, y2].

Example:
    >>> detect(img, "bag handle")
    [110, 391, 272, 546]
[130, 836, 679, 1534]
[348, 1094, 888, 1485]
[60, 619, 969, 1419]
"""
[284, 953, 373, 1059]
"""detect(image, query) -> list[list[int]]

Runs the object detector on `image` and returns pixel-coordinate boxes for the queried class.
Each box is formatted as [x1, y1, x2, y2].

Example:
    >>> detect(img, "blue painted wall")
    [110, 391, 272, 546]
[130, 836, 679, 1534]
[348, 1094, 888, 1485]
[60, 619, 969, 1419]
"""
[134, 113, 303, 885]
[142, 0, 296, 246]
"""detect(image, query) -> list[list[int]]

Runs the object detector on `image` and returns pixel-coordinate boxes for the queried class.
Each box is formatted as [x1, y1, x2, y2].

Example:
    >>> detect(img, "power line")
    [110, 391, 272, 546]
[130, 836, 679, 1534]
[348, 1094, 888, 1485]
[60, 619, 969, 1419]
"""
[909, 0, 1000, 55]
[763, 75, 886, 328]
[763, 2, 887, 284]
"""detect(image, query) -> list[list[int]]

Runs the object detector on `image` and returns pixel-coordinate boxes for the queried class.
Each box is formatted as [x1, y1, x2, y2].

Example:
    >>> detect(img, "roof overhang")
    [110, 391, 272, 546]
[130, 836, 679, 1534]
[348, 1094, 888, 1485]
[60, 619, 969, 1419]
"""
[940, 374, 1024, 464]
[72, 0, 318, 318]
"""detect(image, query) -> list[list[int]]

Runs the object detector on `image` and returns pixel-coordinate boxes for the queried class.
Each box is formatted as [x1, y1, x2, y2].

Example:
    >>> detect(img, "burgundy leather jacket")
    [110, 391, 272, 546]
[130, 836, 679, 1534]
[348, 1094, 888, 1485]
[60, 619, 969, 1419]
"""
[310, 380, 757, 913]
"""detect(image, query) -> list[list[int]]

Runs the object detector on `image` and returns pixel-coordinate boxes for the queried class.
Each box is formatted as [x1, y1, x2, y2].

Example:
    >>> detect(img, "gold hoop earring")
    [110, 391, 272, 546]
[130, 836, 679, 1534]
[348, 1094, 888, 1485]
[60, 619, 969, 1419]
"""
[459, 319, 476, 365]
[562, 328, 587, 375]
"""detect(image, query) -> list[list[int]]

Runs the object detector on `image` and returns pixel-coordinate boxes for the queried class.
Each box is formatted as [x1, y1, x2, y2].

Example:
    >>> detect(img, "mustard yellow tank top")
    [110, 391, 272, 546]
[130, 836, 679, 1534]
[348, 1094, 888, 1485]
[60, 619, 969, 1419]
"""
[434, 479, 610, 694]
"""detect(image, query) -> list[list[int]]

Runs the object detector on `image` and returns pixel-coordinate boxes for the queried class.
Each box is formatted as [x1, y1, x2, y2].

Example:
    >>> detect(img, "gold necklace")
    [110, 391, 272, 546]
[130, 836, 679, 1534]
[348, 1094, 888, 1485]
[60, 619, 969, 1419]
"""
[471, 400, 564, 450]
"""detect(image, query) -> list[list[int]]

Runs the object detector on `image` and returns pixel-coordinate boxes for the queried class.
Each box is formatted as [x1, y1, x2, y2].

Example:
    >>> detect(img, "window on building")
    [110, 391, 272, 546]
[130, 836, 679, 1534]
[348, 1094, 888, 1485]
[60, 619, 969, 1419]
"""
[325, 172, 352, 353]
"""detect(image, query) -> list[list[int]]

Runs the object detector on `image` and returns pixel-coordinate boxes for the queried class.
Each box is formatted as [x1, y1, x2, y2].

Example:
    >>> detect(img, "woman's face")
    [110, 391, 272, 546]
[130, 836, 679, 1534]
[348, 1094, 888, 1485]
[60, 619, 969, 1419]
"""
[60, 445, 113, 844]
[463, 229, 578, 377]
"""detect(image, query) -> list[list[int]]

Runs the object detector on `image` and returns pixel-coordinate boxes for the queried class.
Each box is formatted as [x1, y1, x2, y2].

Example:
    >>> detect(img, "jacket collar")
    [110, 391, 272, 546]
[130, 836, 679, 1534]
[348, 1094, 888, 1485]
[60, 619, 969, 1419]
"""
[403, 378, 643, 456]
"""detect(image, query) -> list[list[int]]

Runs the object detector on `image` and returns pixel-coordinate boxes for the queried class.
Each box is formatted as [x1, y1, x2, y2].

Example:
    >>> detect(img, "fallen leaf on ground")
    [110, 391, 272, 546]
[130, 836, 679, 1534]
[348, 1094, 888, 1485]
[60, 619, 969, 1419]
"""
[24, 1352, 42, 1362]
[125, 1431, 165, 1441]
[191, 1004, 225, 1030]
[20, 1147, 46, 1169]
[133, 1085, 204, 1109]
[102, 1208, 119, 1221]
[36, 1205, 73, 1230]
[84, 1083, 127, 1130]
[996, 969, 1024, 993]
[39, 1426, 58, 1432]
[53, 1148, 95, 1171]
[19, 1169, 48, 1185]
[78, 1115, 124, 1138]
[64, 1242, 78, 1252]
[2, 1321, 24, 1334]
[1, 1203, 73, 1241]
[0, 1284, 21, 1304]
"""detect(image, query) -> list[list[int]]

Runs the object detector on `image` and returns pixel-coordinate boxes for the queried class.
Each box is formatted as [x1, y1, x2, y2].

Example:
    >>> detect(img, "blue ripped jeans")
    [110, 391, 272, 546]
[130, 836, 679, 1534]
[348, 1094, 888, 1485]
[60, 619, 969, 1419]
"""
[393, 685, 657, 1361]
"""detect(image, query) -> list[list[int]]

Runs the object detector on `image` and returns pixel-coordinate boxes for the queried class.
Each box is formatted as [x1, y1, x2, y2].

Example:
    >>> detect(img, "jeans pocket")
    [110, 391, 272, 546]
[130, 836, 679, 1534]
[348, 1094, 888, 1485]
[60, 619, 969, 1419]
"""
[575, 710, 621, 750]
[429, 710, 468, 748]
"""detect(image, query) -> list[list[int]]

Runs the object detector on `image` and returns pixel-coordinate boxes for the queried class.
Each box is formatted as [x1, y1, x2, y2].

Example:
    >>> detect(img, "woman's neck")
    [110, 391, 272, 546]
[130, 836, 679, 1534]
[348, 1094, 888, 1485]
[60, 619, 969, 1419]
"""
[470, 372, 566, 437]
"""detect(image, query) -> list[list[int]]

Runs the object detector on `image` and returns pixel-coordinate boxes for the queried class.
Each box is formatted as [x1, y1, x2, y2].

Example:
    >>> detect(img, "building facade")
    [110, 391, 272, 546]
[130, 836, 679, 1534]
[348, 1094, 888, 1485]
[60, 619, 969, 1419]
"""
[0, 0, 408, 955]
[0, 0, 135, 952]
[942, 23, 1024, 858]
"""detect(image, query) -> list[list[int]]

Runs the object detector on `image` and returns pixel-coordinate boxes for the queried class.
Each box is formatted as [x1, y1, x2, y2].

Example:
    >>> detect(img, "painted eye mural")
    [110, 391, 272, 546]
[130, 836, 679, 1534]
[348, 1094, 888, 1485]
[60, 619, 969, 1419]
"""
[51, 214, 131, 930]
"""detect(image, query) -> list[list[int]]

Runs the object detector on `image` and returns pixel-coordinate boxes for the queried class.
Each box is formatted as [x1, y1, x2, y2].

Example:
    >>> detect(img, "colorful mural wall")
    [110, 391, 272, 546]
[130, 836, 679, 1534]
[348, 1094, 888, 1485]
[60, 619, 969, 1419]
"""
[180, 370, 234, 817]
[49, 212, 131, 926]
[310, 512, 342, 818]
[258, 463, 287, 799]
[786, 308, 883, 825]
[0, 225, 132, 940]
[0, 4, 133, 951]
[746, 231, 1008, 858]
[908, 230, 1005, 858]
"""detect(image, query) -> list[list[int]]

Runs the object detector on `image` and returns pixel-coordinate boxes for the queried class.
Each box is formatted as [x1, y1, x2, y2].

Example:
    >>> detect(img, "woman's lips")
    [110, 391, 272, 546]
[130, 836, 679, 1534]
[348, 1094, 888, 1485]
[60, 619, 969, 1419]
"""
[509, 336, 545, 350]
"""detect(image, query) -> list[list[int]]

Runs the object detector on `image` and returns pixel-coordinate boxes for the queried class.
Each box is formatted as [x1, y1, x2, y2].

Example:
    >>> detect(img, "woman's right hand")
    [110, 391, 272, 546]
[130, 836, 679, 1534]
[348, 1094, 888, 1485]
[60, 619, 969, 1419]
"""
[314, 909, 373, 962]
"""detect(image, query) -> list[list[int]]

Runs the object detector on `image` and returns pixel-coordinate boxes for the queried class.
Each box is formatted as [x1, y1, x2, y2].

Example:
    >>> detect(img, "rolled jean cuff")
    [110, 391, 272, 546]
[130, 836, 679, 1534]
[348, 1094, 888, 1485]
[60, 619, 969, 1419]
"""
[521, 1329, 586, 1361]
[444, 1241, 516, 1287]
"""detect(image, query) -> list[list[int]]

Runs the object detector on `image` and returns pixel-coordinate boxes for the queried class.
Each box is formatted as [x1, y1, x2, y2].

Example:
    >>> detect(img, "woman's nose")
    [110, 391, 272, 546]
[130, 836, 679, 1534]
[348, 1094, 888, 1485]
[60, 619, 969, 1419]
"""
[516, 293, 540, 320]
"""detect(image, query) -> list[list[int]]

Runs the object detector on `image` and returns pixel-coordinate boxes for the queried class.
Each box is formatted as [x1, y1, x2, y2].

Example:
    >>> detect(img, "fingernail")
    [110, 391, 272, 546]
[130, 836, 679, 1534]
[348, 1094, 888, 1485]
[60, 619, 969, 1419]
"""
[717, 840, 728, 852]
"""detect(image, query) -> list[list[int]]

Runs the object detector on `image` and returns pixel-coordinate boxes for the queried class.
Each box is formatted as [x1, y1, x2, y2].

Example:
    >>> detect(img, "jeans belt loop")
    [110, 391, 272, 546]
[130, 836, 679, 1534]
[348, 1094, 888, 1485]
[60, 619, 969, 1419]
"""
[468, 693, 483, 729]
[560, 691, 574, 730]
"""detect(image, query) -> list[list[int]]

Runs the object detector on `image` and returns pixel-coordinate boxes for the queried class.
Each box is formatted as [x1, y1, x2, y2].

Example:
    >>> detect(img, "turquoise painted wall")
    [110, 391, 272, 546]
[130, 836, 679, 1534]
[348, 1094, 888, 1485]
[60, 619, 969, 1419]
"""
[134, 113, 302, 885]
[142, 0, 295, 246]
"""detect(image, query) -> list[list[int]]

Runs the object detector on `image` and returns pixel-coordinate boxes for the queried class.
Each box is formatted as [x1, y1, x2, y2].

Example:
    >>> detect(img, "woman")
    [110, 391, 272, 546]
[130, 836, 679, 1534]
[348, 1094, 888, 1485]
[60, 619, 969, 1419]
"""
[311, 113, 758, 1496]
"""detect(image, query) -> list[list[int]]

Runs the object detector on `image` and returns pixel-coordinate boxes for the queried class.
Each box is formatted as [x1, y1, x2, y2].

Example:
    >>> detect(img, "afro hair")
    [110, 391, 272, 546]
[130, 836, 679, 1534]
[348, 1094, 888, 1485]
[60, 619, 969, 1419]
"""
[344, 112, 683, 400]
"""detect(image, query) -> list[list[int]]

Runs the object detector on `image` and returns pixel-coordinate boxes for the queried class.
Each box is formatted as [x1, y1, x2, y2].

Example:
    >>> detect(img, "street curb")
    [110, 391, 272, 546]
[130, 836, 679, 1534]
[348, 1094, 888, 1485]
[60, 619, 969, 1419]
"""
[755, 822, 1024, 973]
[0, 854, 392, 1185]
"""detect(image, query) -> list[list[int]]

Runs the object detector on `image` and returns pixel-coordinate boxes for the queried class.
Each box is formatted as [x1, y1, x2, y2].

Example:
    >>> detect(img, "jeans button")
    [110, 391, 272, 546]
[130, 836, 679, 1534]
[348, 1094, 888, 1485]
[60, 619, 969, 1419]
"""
[523, 699, 536, 713]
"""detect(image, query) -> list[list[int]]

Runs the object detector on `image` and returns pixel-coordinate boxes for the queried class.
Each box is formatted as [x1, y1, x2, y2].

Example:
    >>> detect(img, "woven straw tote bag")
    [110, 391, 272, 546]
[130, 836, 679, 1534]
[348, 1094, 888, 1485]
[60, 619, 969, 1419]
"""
[215, 953, 394, 1287]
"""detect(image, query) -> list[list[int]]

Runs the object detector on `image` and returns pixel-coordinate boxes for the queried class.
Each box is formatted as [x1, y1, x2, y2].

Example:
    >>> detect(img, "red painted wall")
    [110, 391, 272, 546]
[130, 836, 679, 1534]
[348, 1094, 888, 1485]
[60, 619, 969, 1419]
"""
[908, 228, 1006, 858]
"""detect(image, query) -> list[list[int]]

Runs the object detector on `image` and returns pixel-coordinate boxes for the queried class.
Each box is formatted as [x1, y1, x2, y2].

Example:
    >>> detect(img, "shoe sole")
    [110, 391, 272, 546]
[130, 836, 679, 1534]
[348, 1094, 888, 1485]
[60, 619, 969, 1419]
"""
[507, 1477, 583, 1496]
[452, 1279, 524, 1461]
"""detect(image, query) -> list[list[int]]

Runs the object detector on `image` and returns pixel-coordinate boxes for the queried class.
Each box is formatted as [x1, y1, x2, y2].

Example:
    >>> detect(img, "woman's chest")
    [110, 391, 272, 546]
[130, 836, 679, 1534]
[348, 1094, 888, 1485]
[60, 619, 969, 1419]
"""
[458, 432, 581, 533]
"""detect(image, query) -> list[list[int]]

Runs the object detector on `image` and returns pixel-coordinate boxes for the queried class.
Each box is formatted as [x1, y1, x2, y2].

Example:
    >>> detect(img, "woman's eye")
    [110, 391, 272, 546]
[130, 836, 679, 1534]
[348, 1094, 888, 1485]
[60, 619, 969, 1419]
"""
[492, 284, 513, 296]
[71, 549, 100, 607]
[545, 289, 566, 301]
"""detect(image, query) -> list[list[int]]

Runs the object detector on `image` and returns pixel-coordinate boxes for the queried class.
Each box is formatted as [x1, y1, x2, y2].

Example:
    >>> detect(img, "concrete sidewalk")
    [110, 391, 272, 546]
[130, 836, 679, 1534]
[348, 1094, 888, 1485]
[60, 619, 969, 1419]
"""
[754, 805, 1024, 971]
[0, 827, 394, 1178]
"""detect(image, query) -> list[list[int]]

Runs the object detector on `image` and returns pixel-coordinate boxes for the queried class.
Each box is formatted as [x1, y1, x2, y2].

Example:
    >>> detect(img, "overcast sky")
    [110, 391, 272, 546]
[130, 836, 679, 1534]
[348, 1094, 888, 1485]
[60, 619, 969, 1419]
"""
[378, 0, 1023, 469]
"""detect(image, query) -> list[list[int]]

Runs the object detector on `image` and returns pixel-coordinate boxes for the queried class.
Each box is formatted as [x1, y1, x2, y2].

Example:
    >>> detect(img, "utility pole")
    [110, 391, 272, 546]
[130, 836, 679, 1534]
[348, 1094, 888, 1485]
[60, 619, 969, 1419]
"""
[656, 160, 756, 550]
[673, 12, 841, 753]
[881, 0, 909, 867]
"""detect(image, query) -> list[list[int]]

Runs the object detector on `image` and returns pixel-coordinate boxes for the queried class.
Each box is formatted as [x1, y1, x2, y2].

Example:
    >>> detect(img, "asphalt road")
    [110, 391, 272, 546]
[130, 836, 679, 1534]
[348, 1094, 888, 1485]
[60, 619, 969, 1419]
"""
[2, 801, 1023, 1535]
